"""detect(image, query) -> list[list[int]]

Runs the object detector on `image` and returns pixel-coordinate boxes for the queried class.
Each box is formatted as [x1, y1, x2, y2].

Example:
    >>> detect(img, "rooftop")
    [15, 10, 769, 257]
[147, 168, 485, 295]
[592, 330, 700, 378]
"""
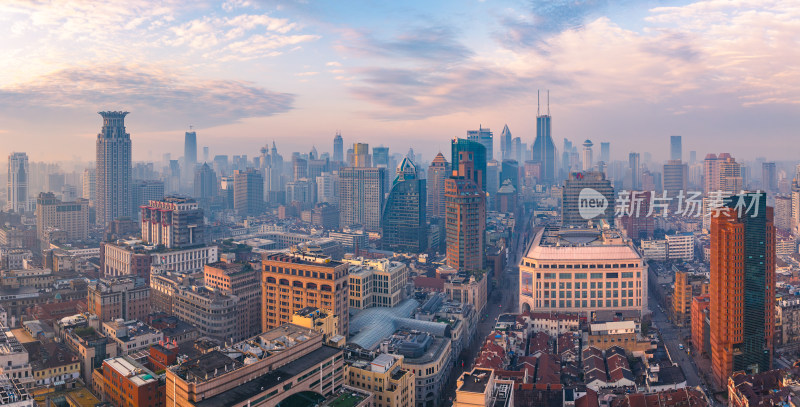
[526, 227, 641, 261]
[194, 345, 341, 407]
[105, 356, 159, 387]
[459, 368, 494, 393]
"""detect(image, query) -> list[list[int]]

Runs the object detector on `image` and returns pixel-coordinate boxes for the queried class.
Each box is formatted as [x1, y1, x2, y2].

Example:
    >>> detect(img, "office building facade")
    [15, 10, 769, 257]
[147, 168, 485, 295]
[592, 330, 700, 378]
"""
[466, 126, 493, 161]
[561, 171, 614, 228]
[140, 196, 205, 249]
[233, 168, 264, 217]
[445, 153, 486, 271]
[338, 167, 386, 232]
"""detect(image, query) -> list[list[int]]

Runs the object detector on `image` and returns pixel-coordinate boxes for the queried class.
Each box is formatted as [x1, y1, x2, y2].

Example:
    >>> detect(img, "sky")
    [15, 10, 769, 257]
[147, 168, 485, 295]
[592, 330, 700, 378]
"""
[0, 0, 798, 164]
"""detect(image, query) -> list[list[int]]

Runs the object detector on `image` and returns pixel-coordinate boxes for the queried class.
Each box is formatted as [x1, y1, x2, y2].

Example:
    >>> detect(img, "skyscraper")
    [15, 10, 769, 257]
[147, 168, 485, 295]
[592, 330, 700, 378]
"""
[710, 192, 774, 387]
[762, 162, 777, 193]
[96, 111, 132, 226]
[351, 143, 371, 167]
[451, 138, 486, 191]
[426, 152, 450, 221]
[670, 135, 682, 162]
[193, 163, 217, 209]
[184, 131, 197, 167]
[600, 142, 610, 164]
[333, 131, 344, 163]
[704, 153, 742, 196]
[233, 168, 264, 216]
[373, 146, 390, 168]
[467, 126, 494, 161]
[663, 160, 688, 199]
[6, 152, 29, 213]
[445, 151, 486, 271]
[339, 167, 386, 232]
[532, 91, 556, 182]
[581, 140, 594, 171]
[82, 168, 96, 202]
[500, 124, 512, 160]
[132, 180, 165, 221]
[36, 192, 90, 247]
[628, 152, 641, 190]
[382, 158, 427, 253]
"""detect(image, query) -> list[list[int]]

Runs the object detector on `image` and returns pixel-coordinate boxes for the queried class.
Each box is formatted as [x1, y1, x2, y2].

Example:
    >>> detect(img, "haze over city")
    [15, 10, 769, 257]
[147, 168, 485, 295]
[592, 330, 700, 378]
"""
[1, 2, 800, 407]
[1, 0, 799, 162]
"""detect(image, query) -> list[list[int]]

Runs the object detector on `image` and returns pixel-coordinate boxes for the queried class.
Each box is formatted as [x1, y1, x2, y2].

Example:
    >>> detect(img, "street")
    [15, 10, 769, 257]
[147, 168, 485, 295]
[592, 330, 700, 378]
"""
[442, 209, 529, 405]
[648, 291, 720, 406]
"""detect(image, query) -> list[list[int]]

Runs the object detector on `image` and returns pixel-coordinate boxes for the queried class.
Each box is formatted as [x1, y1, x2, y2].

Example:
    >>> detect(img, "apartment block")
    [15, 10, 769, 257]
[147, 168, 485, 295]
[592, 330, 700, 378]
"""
[87, 276, 150, 322]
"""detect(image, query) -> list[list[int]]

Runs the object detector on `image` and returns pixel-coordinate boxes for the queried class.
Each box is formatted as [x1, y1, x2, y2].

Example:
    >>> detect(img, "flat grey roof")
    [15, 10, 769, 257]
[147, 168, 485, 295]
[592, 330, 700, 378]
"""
[195, 345, 341, 407]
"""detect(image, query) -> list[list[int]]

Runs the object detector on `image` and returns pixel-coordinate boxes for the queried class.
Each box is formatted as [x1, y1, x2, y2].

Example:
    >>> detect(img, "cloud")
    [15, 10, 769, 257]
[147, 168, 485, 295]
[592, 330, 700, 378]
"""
[326, 61, 342, 67]
[337, 25, 473, 62]
[0, 66, 294, 128]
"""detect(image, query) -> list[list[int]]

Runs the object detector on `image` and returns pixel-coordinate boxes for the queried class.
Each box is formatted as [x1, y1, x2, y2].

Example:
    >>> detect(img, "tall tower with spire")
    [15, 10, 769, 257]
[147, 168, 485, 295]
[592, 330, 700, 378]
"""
[96, 111, 132, 226]
[532, 90, 556, 182]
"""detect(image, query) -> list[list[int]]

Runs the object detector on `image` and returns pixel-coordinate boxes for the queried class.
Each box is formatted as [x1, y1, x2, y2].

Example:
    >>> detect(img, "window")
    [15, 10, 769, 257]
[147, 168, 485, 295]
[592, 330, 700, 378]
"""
[575, 273, 587, 279]
[559, 273, 571, 279]
[606, 272, 618, 279]
[590, 273, 603, 279]
[622, 272, 633, 278]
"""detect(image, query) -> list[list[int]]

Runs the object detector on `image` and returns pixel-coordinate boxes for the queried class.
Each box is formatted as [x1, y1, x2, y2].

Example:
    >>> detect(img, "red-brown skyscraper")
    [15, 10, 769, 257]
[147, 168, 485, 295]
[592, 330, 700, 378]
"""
[445, 151, 486, 271]
[710, 192, 774, 387]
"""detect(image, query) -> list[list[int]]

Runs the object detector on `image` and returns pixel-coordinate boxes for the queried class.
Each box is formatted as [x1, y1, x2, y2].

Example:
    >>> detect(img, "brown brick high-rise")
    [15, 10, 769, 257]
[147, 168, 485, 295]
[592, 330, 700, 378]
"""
[710, 192, 774, 387]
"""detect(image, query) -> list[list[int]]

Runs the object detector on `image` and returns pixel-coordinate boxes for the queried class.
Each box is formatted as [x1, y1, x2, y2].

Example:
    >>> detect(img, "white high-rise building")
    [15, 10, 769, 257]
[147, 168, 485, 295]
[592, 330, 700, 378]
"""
[316, 171, 338, 205]
[96, 111, 132, 226]
[582, 140, 594, 171]
[6, 152, 30, 213]
[82, 168, 96, 202]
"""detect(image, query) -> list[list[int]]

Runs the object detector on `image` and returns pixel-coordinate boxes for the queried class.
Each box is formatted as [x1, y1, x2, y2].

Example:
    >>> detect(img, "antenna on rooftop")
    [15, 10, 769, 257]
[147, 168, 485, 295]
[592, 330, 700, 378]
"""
[537, 90, 540, 116]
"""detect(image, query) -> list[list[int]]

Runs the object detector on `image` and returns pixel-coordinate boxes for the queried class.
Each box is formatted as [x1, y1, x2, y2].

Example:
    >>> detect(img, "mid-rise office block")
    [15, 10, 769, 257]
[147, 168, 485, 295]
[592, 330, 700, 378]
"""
[140, 196, 205, 248]
[88, 276, 150, 322]
[466, 126, 494, 161]
[35, 192, 89, 247]
[204, 261, 262, 341]
[165, 324, 344, 407]
[345, 258, 408, 309]
[710, 192, 774, 387]
[261, 253, 349, 336]
[233, 168, 264, 217]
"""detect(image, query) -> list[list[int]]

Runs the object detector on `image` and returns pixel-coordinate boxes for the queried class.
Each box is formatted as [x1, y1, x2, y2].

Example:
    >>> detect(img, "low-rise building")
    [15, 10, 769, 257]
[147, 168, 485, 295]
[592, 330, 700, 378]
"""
[0, 268, 54, 290]
[23, 341, 81, 389]
[776, 298, 800, 351]
[61, 326, 117, 386]
[0, 373, 34, 407]
[444, 272, 487, 316]
[95, 356, 164, 407]
[291, 307, 340, 342]
[728, 369, 800, 407]
[345, 352, 415, 407]
[454, 368, 514, 407]
[587, 321, 652, 354]
[640, 239, 667, 261]
[380, 330, 452, 407]
[0, 324, 33, 388]
[101, 319, 163, 356]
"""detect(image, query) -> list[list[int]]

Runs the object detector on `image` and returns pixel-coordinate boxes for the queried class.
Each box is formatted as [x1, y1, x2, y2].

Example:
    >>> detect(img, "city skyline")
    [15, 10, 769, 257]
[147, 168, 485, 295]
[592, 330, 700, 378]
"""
[1, 0, 799, 162]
